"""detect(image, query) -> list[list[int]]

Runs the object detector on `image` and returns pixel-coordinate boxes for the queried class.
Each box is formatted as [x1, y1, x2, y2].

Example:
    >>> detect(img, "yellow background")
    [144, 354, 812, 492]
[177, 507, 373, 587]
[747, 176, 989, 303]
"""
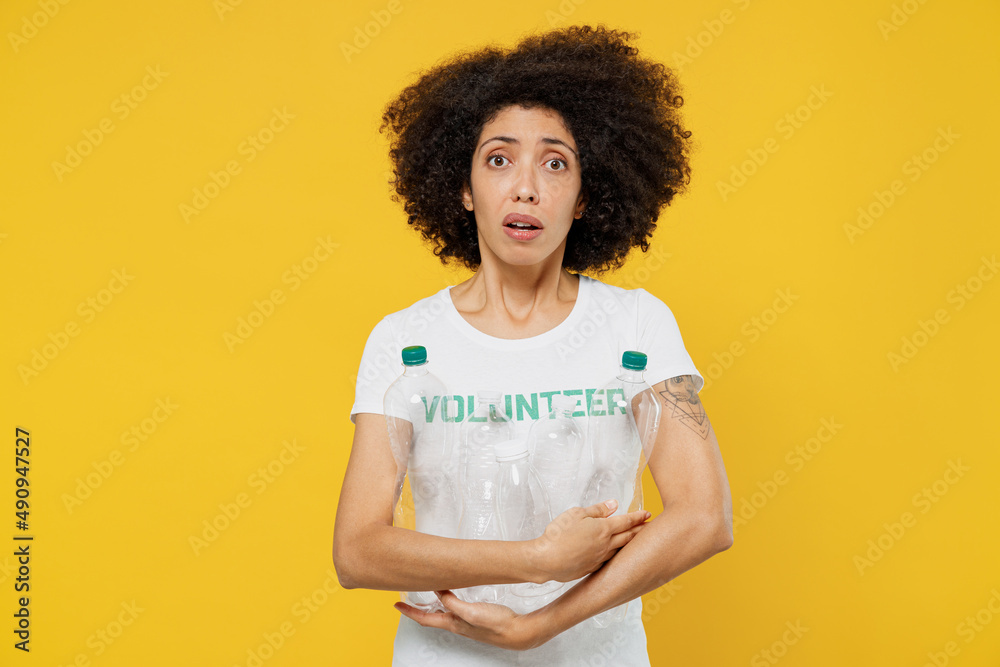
[2, 0, 998, 664]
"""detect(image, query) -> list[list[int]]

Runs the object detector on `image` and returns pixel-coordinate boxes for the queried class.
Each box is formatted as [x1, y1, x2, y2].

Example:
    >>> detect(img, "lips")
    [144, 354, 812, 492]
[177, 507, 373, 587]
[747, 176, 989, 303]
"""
[501, 213, 543, 241]
[502, 213, 543, 230]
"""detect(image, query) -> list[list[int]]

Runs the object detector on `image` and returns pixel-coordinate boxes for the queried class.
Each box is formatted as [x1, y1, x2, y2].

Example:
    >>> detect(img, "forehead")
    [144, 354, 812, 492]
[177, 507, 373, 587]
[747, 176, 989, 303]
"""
[478, 105, 576, 148]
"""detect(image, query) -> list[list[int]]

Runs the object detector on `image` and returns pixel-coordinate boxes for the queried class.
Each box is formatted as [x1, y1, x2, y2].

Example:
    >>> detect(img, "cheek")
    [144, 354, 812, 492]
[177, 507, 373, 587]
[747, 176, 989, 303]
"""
[477, 175, 517, 207]
[542, 175, 580, 199]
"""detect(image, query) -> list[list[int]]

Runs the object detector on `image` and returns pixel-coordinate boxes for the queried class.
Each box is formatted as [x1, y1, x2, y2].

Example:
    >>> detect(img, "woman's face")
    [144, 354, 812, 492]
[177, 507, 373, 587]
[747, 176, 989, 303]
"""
[462, 105, 586, 269]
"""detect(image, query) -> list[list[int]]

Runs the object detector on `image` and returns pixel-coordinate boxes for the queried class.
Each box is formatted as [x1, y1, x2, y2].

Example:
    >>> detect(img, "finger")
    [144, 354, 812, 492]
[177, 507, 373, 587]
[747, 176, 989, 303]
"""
[607, 523, 646, 550]
[605, 509, 651, 534]
[580, 499, 618, 518]
[394, 602, 455, 631]
[436, 590, 474, 616]
[437, 590, 493, 626]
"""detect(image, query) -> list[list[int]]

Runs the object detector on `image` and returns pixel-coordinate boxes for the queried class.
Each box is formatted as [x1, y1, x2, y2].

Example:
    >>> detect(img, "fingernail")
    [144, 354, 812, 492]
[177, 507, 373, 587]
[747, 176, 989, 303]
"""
[605, 500, 617, 510]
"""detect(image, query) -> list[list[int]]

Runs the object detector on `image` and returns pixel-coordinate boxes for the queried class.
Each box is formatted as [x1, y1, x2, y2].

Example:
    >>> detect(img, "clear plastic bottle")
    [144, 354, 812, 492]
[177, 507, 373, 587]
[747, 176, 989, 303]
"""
[583, 350, 662, 626]
[383, 345, 457, 611]
[584, 351, 662, 514]
[494, 437, 563, 613]
[455, 391, 512, 604]
[527, 393, 587, 516]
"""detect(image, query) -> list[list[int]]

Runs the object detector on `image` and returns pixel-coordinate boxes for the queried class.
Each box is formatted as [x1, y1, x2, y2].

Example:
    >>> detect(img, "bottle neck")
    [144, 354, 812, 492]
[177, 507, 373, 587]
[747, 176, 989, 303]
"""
[478, 397, 503, 411]
[403, 364, 428, 377]
[618, 367, 645, 383]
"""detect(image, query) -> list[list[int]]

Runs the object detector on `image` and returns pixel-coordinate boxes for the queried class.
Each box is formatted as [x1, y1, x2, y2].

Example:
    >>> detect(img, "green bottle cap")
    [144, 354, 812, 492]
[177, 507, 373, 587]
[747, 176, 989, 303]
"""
[401, 346, 427, 366]
[622, 350, 647, 371]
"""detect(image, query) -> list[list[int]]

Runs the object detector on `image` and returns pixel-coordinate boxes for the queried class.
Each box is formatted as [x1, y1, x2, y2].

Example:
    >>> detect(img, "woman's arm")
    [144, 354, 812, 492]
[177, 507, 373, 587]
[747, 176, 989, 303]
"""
[531, 376, 733, 637]
[397, 375, 733, 650]
[332, 413, 650, 592]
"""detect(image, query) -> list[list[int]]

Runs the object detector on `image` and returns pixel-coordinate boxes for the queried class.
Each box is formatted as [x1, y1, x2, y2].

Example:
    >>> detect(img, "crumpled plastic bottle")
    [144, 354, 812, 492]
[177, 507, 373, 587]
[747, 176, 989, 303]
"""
[583, 351, 661, 626]
[454, 390, 512, 605]
[383, 345, 458, 611]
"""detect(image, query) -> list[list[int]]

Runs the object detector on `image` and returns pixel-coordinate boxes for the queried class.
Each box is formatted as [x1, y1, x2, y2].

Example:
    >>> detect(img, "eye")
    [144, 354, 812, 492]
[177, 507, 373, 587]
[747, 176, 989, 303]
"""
[487, 154, 509, 168]
[547, 158, 567, 171]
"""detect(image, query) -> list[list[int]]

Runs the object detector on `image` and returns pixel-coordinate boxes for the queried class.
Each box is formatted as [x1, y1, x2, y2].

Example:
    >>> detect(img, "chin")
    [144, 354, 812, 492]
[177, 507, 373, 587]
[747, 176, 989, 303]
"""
[496, 248, 554, 267]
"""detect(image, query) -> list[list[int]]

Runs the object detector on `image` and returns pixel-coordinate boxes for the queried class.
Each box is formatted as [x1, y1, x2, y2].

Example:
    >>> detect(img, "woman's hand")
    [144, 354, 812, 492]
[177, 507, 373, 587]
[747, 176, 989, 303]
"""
[526, 500, 651, 583]
[392, 503, 651, 650]
[394, 591, 545, 651]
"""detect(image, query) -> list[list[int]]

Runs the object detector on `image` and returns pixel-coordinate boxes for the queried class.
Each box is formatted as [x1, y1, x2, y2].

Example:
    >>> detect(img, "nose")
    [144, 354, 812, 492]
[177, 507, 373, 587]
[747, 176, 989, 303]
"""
[510, 164, 538, 203]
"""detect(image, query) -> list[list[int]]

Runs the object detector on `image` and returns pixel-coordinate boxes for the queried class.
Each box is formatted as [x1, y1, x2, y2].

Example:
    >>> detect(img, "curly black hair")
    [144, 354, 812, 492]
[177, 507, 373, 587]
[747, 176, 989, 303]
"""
[379, 24, 693, 274]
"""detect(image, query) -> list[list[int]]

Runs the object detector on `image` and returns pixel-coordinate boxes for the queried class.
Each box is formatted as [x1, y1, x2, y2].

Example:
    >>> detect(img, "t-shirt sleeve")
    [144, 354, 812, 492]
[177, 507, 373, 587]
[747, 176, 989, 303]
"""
[349, 316, 402, 423]
[635, 289, 704, 393]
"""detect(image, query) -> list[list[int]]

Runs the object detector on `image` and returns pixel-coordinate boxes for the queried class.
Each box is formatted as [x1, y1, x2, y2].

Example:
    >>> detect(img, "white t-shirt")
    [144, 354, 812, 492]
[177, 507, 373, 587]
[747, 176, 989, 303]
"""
[350, 274, 703, 666]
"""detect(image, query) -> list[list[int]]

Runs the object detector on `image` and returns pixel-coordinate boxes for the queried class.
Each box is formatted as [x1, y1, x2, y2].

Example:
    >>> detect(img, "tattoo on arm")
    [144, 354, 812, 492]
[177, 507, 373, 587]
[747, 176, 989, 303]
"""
[658, 375, 711, 440]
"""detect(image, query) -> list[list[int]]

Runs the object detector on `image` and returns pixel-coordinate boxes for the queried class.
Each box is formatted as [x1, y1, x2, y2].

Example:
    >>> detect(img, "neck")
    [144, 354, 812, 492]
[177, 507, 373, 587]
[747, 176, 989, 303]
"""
[461, 237, 578, 320]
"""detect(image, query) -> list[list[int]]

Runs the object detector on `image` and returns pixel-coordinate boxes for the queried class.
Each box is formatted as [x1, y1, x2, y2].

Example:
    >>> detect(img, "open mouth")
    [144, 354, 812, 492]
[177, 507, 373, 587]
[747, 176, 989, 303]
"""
[504, 221, 540, 230]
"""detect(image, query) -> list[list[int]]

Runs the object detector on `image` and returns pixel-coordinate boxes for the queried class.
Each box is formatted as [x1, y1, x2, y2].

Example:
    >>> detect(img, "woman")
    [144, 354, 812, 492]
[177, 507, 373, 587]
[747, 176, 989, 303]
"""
[334, 24, 733, 665]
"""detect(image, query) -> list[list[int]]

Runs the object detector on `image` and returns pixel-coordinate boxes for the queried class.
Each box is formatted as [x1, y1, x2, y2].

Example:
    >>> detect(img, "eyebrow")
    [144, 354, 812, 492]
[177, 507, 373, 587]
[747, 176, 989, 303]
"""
[478, 135, 578, 159]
